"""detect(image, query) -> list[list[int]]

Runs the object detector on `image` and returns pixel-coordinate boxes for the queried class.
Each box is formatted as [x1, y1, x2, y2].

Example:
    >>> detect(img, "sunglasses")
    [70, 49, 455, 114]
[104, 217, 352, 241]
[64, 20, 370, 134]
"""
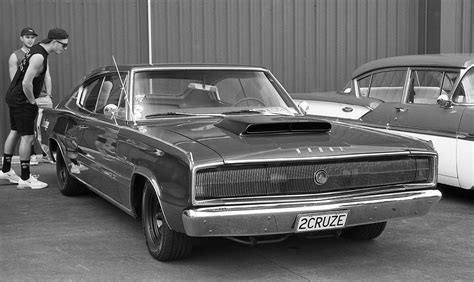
[55, 40, 68, 48]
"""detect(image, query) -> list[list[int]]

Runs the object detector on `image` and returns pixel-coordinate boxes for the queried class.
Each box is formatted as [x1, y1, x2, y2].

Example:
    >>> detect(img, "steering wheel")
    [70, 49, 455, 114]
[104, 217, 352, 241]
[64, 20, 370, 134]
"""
[231, 97, 265, 107]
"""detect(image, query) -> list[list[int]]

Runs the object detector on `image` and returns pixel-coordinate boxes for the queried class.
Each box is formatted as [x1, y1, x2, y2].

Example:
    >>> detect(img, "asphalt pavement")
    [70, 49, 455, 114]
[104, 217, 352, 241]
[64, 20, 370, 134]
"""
[1, 162, 473, 280]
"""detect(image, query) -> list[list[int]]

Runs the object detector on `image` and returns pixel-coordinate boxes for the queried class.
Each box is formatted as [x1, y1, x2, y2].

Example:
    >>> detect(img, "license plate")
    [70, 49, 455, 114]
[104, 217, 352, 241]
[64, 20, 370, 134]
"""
[296, 211, 349, 232]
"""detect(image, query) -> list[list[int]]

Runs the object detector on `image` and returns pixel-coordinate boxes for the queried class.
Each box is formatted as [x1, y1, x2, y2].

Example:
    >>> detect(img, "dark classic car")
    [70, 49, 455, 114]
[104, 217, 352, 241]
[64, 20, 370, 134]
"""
[295, 54, 474, 190]
[40, 64, 441, 261]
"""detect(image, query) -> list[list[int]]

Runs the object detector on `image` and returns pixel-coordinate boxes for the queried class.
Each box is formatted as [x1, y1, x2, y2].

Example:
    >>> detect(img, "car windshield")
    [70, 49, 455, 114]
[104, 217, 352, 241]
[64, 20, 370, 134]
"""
[132, 70, 297, 119]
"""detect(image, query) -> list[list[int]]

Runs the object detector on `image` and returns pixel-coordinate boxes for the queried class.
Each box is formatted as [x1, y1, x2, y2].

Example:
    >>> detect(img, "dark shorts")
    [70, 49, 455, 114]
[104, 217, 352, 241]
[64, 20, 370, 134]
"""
[9, 104, 38, 136]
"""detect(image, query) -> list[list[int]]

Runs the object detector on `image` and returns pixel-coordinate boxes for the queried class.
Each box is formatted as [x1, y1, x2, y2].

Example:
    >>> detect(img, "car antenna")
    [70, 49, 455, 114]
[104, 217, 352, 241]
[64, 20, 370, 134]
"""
[112, 55, 136, 125]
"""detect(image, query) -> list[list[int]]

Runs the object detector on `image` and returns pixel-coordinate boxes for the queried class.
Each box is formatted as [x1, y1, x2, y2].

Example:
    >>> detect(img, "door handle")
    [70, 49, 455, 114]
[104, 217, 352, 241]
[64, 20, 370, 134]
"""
[395, 107, 409, 113]
[78, 125, 88, 129]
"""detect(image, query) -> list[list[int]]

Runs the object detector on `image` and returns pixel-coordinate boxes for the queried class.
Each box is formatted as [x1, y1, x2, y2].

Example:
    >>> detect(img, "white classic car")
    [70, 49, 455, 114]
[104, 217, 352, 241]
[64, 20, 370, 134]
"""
[296, 54, 474, 190]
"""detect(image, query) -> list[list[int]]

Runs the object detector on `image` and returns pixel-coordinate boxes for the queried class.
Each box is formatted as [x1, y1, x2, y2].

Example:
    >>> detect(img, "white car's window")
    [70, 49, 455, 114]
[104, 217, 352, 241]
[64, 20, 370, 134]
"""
[132, 70, 296, 119]
[453, 68, 474, 104]
[356, 70, 406, 102]
[442, 72, 460, 93]
[407, 70, 460, 104]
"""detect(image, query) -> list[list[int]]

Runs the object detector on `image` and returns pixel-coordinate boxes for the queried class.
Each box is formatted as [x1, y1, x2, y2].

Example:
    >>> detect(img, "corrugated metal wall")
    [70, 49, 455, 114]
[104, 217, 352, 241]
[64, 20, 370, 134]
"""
[1, 0, 467, 155]
[150, 0, 420, 93]
[440, 0, 474, 53]
[0, 0, 147, 152]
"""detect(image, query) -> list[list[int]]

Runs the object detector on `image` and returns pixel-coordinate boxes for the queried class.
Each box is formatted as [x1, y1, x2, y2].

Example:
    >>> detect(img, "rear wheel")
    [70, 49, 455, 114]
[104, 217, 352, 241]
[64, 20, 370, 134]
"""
[341, 222, 387, 240]
[56, 150, 88, 196]
[142, 181, 192, 261]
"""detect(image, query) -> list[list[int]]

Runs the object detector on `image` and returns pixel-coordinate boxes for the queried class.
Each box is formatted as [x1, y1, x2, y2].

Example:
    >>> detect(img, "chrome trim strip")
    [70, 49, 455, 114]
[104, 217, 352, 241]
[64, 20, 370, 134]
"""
[221, 151, 412, 164]
[192, 183, 437, 206]
[131, 66, 269, 72]
[182, 189, 441, 237]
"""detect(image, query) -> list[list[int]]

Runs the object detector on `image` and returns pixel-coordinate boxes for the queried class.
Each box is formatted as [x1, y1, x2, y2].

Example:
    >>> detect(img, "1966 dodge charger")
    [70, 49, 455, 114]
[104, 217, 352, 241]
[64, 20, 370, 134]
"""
[40, 64, 441, 261]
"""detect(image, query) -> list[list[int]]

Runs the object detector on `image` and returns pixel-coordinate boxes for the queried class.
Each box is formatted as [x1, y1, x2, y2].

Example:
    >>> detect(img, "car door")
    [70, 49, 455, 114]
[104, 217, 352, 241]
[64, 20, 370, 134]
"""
[387, 68, 463, 186]
[355, 68, 408, 128]
[75, 73, 127, 203]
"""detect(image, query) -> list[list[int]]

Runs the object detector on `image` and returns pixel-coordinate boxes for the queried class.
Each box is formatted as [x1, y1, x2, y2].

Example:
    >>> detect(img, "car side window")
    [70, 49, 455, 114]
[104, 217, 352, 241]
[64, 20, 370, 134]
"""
[453, 68, 474, 104]
[356, 70, 406, 102]
[407, 70, 460, 104]
[356, 76, 370, 97]
[79, 77, 104, 112]
[94, 74, 128, 116]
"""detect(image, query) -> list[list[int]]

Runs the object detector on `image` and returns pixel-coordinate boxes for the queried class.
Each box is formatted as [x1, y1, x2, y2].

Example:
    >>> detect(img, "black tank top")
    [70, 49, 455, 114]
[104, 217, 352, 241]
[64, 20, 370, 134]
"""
[6, 44, 48, 106]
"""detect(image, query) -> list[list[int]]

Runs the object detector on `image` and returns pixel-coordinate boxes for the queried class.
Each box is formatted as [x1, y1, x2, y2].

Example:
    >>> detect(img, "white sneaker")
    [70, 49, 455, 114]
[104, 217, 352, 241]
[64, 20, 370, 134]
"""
[70, 163, 88, 174]
[17, 175, 48, 189]
[30, 155, 39, 166]
[0, 169, 20, 184]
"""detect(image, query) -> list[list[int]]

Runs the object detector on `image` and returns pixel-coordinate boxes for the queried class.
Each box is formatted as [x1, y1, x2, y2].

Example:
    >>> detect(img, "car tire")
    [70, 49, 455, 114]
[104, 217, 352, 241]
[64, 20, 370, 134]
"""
[341, 222, 387, 240]
[56, 150, 88, 196]
[142, 181, 192, 261]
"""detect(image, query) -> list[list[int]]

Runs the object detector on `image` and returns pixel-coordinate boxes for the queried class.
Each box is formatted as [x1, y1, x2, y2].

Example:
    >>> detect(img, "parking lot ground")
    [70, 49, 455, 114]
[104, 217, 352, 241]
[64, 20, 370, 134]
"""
[1, 163, 473, 280]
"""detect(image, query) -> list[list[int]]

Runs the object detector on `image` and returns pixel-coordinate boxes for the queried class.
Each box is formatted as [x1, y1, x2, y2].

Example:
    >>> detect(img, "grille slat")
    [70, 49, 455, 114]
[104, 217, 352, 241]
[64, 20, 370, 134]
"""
[195, 157, 430, 200]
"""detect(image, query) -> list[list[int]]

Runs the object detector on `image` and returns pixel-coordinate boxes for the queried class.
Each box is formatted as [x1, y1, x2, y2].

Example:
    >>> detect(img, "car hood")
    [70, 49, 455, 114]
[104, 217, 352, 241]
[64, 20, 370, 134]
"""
[138, 115, 431, 165]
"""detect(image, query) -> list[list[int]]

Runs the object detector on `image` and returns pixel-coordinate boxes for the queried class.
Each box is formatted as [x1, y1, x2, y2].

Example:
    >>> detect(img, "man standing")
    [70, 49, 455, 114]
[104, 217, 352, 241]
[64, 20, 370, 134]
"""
[0, 28, 69, 189]
[8, 27, 53, 165]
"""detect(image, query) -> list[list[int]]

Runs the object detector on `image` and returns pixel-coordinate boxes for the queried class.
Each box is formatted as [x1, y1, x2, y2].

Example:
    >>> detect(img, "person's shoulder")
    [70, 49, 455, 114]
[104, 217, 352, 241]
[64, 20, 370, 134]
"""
[8, 51, 18, 64]
[11, 49, 24, 59]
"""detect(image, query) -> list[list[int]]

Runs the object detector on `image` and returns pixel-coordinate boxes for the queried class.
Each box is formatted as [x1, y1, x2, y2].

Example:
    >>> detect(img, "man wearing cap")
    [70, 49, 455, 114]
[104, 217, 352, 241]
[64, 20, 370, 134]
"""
[8, 27, 53, 166]
[0, 27, 69, 189]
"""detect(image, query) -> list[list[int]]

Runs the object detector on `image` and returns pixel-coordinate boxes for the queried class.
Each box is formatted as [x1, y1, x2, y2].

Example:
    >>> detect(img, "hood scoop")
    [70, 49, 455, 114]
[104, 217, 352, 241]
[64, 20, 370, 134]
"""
[216, 116, 331, 136]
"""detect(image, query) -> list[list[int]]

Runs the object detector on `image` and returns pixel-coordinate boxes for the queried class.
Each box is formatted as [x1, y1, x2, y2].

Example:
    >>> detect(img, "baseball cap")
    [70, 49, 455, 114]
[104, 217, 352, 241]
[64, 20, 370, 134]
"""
[20, 27, 38, 37]
[41, 27, 69, 43]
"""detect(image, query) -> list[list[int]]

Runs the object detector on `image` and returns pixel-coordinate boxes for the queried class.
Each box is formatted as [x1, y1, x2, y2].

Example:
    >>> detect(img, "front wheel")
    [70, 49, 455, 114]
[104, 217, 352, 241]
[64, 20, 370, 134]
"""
[341, 222, 387, 240]
[142, 181, 192, 261]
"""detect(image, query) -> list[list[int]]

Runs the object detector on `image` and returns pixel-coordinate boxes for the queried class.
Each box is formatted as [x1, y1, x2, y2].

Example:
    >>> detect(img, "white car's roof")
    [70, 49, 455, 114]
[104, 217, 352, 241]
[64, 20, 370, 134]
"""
[353, 53, 474, 78]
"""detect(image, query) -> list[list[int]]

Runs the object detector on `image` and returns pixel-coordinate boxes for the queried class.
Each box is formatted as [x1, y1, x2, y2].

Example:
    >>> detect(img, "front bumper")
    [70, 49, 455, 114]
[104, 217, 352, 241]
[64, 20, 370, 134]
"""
[182, 189, 441, 237]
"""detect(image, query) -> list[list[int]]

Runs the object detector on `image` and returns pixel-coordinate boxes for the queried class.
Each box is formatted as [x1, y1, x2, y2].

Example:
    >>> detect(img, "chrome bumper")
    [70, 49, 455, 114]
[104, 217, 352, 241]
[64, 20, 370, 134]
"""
[182, 189, 441, 237]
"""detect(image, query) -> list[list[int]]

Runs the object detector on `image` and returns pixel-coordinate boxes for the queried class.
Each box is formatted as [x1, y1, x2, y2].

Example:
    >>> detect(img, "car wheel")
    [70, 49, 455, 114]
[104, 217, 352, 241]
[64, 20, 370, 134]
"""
[142, 181, 192, 261]
[341, 222, 387, 240]
[56, 150, 88, 196]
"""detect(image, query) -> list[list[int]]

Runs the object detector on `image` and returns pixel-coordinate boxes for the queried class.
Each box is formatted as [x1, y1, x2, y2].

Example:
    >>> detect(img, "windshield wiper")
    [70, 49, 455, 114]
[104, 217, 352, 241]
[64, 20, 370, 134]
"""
[221, 109, 263, 115]
[145, 112, 222, 118]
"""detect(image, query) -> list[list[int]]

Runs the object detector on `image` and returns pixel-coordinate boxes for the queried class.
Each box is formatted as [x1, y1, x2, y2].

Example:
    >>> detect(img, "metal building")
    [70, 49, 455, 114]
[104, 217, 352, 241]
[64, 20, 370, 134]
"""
[0, 0, 472, 153]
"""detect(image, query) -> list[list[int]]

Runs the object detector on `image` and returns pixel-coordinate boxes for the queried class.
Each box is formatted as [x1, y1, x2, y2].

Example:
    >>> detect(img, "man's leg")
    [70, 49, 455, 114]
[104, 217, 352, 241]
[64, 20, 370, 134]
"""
[0, 105, 21, 183]
[2, 130, 20, 172]
[16, 104, 48, 189]
[19, 135, 35, 180]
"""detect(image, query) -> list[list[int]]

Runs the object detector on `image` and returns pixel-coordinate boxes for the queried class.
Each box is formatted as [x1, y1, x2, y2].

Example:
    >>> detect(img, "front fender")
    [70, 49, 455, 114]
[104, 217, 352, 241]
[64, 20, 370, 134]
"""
[132, 165, 190, 233]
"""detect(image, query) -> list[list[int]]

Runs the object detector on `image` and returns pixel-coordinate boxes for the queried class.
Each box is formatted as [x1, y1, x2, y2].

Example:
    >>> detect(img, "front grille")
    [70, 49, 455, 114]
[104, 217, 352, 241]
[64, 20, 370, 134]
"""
[195, 156, 432, 200]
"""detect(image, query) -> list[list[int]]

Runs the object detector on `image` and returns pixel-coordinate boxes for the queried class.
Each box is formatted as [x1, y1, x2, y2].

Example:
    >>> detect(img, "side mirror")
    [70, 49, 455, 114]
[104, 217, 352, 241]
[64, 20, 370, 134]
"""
[343, 87, 351, 94]
[298, 101, 310, 115]
[103, 104, 119, 119]
[436, 94, 453, 108]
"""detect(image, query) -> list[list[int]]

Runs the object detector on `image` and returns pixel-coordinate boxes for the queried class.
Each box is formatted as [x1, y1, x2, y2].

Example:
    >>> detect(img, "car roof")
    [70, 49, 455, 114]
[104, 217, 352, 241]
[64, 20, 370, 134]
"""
[352, 53, 474, 78]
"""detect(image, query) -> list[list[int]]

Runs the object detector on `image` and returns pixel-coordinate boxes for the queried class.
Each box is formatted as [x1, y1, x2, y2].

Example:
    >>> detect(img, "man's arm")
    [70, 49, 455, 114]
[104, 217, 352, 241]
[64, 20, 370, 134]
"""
[8, 53, 18, 81]
[22, 54, 44, 104]
[44, 61, 52, 96]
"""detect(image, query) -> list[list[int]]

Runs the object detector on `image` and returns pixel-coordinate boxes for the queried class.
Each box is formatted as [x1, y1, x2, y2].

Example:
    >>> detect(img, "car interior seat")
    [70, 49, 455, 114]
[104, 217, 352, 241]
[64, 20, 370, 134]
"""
[182, 89, 217, 108]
